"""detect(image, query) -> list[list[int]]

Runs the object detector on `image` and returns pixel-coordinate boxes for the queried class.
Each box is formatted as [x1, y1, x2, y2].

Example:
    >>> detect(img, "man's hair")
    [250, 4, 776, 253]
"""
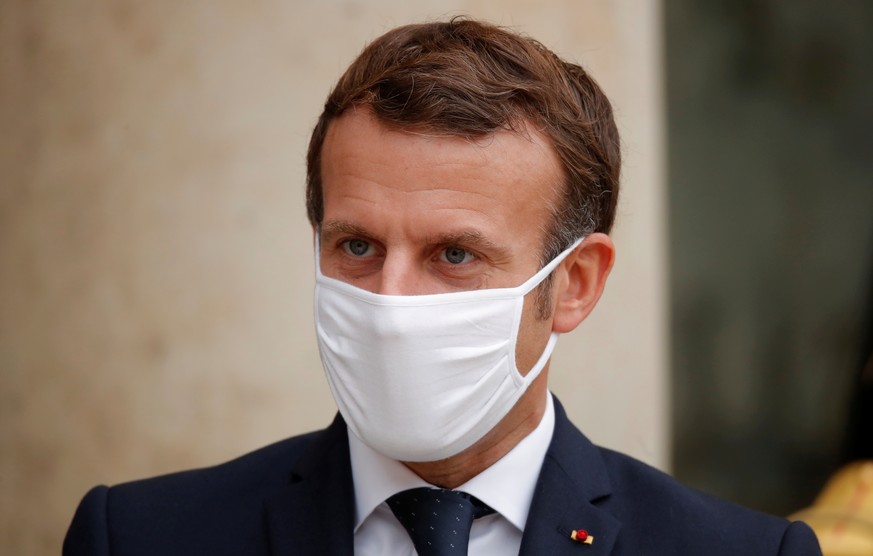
[306, 18, 620, 312]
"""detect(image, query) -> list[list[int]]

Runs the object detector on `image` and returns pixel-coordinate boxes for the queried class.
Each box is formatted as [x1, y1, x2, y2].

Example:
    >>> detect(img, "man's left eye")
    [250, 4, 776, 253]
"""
[441, 247, 473, 265]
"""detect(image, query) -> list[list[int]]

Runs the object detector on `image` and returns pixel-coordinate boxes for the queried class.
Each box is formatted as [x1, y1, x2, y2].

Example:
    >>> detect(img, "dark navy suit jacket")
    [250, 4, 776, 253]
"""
[64, 399, 821, 555]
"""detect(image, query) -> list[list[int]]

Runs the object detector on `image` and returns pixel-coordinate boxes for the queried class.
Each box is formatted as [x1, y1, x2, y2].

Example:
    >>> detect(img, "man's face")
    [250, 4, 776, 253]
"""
[317, 108, 565, 375]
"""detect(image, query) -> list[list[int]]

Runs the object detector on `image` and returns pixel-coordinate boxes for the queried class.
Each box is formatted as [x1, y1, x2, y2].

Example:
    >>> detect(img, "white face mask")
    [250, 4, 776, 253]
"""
[314, 237, 583, 462]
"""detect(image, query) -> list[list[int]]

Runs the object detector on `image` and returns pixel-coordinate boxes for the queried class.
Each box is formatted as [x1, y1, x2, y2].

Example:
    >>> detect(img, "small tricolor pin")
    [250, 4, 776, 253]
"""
[570, 529, 595, 545]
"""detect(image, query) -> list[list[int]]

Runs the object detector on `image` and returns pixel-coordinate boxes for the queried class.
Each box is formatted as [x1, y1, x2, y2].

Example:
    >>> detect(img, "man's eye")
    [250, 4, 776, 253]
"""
[343, 239, 372, 257]
[441, 246, 473, 265]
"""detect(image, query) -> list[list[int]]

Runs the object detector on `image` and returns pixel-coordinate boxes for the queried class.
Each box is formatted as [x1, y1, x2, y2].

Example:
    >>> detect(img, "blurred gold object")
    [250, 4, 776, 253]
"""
[790, 461, 873, 556]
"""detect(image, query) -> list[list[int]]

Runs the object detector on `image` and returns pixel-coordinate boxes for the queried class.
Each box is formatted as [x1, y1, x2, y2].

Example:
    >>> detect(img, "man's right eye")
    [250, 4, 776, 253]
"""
[342, 239, 372, 257]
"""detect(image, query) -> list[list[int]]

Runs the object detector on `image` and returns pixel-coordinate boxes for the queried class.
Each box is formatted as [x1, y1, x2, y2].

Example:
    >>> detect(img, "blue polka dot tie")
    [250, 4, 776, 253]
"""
[387, 487, 495, 555]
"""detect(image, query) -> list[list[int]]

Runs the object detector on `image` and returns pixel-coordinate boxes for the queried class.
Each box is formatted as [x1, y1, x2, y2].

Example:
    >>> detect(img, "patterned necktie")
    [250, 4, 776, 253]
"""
[386, 487, 495, 556]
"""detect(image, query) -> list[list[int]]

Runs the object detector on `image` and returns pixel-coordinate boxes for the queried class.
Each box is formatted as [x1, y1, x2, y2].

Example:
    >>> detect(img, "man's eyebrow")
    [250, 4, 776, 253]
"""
[426, 229, 490, 246]
[320, 221, 371, 238]
[426, 230, 511, 258]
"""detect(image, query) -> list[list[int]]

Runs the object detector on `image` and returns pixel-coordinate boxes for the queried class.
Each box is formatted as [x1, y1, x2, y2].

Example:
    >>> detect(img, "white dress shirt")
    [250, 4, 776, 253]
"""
[350, 393, 556, 555]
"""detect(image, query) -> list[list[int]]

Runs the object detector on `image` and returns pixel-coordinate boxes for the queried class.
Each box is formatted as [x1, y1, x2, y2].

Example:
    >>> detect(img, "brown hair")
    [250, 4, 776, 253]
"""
[306, 17, 620, 264]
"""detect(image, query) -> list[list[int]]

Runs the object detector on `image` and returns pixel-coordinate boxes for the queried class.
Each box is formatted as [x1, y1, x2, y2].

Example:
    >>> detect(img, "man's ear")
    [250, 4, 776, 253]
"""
[551, 233, 615, 333]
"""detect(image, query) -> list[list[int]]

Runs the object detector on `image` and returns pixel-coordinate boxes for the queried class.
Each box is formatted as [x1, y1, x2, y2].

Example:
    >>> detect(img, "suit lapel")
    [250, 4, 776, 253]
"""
[519, 397, 622, 555]
[264, 414, 355, 556]
[261, 400, 621, 555]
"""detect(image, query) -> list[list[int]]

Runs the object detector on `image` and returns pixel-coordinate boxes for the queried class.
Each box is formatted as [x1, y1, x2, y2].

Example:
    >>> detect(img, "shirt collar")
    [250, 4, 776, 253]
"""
[349, 392, 556, 532]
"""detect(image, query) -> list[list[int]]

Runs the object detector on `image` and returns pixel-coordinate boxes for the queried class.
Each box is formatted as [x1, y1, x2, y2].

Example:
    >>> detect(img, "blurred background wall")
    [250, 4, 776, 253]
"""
[667, 0, 873, 516]
[1, 1, 666, 553]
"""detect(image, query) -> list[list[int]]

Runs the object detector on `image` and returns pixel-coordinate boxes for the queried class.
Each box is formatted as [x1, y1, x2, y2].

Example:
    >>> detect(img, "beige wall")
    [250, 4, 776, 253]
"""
[0, 1, 665, 553]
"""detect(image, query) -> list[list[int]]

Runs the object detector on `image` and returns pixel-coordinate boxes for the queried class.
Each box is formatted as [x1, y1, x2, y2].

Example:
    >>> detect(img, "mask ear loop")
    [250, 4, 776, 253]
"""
[512, 333, 561, 388]
[515, 237, 586, 295]
[508, 236, 586, 387]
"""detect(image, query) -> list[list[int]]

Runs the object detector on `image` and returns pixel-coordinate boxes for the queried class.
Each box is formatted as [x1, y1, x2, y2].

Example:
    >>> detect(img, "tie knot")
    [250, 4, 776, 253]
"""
[387, 487, 494, 555]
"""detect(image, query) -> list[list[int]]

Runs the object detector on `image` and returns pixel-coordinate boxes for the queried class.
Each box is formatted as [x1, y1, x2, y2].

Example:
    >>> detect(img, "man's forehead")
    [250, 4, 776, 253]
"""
[321, 108, 564, 189]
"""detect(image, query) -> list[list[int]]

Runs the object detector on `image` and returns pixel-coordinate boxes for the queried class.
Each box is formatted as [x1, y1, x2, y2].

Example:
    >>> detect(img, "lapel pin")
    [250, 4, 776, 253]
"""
[570, 529, 594, 545]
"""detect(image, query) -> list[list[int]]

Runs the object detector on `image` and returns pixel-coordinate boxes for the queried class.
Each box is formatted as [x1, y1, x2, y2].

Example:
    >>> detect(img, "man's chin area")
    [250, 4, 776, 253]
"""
[400, 381, 549, 488]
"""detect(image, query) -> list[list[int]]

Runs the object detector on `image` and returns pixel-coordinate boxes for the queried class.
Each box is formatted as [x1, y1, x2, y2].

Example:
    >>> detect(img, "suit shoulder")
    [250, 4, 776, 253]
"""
[113, 429, 321, 500]
[595, 447, 821, 555]
[78, 430, 325, 555]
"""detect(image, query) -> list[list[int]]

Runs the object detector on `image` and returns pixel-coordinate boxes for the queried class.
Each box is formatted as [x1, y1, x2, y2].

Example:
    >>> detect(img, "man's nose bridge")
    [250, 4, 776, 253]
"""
[378, 250, 418, 295]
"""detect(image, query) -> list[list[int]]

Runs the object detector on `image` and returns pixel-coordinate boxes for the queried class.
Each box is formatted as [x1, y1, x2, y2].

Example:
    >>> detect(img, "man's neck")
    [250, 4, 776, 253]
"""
[401, 377, 549, 488]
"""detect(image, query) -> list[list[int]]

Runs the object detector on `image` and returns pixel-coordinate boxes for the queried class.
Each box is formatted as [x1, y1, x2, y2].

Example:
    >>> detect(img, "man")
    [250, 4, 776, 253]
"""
[64, 18, 822, 555]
